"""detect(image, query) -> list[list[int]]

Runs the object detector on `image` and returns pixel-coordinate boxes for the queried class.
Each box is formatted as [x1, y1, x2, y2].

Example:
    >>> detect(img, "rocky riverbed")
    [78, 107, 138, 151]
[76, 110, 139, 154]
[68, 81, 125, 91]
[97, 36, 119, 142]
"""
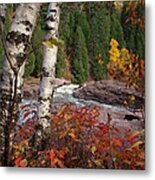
[21, 78, 145, 131]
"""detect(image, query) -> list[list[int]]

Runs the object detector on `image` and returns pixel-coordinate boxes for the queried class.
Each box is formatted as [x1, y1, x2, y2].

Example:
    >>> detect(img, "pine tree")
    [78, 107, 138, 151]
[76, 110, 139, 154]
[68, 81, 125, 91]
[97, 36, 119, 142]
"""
[110, 4, 125, 48]
[56, 3, 70, 78]
[121, 0, 145, 59]
[56, 47, 66, 78]
[87, 2, 111, 79]
[24, 52, 35, 77]
[71, 25, 89, 84]
[31, 17, 44, 77]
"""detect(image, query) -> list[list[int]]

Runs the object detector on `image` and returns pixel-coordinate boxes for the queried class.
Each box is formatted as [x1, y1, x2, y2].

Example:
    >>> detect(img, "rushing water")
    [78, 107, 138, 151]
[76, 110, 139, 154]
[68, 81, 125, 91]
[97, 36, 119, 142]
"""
[18, 84, 127, 125]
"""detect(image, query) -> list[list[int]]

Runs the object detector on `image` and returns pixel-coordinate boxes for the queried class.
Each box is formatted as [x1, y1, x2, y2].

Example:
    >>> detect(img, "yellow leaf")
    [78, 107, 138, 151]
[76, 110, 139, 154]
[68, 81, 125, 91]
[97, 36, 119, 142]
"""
[68, 132, 76, 139]
[139, 152, 145, 160]
[131, 141, 144, 148]
[129, 63, 132, 70]
[135, 161, 144, 167]
[123, 160, 131, 165]
[42, 41, 53, 48]
[88, 159, 92, 168]
[94, 159, 102, 166]
[129, 130, 144, 142]
[123, 100, 128, 106]
[130, 95, 135, 101]
[91, 146, 97, 154]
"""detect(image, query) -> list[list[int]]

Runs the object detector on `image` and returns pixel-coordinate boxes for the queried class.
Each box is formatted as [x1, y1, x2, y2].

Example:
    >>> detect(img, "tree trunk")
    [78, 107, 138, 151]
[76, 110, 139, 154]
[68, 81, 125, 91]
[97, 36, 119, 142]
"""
[34, 3, 60, 150]
[0, 3, 40, 166]
[0, 3, 7, 166]
[0, 4, 6, 30]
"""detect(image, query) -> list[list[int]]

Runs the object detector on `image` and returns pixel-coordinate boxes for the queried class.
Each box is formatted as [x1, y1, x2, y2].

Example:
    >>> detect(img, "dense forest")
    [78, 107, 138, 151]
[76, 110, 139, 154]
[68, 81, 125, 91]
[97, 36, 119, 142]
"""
[0, 1, 145, 84]
[0, 1, 145, 169]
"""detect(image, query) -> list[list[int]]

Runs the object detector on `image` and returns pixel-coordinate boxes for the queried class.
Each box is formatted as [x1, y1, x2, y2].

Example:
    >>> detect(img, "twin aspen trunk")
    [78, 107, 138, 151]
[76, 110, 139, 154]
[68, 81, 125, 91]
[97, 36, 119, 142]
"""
[0, 4, 40, 166]
[35, 3, 60, 150]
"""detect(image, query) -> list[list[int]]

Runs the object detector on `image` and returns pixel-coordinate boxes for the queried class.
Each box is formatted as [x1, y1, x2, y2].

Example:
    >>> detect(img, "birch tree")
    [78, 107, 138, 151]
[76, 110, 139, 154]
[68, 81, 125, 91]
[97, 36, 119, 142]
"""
[0, 3, 40, 166]
[0, 3, 7, 166]
[34, 3, 60, 150]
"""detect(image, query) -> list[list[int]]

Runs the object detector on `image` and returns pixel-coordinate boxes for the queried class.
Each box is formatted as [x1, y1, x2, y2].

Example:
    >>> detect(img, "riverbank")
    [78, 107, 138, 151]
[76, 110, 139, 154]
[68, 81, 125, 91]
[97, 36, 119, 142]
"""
[21, 77, 144, 131]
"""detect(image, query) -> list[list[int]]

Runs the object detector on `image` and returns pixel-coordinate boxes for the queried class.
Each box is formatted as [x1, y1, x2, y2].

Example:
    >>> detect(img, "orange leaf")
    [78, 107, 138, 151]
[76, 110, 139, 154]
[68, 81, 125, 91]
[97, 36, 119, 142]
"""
[112, 138, 123, 148]
[15, 156, 23, 166]
[19, 159, 28, 167]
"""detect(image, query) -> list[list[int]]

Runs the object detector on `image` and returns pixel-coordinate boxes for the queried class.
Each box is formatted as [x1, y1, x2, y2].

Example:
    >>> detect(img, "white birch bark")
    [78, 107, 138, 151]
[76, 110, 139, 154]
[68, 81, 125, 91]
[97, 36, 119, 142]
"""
[0, 4, 6, 31]
[35, 3, 60, 150]
[0, 4, 7, 166]
[0, 3, 40, 166]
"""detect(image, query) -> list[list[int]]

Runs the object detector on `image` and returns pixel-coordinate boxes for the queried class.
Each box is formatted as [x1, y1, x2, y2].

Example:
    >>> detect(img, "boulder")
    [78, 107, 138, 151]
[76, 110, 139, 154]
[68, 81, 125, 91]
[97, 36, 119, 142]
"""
[73, 80, 144, 109]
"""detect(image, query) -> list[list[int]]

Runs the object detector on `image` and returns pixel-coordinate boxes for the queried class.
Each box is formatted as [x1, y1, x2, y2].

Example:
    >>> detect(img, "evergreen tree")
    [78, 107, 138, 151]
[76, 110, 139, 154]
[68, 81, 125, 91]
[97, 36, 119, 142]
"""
[56, 47, 66, 78]
[24, 53, 35, 77]
[71, 25, 89, 84]
[87, 2, 111, 79]
[31, 19, 44, 77]
[56, 3, 70, 78]
[110, 4, 125, 48]
[121, 0, 145, 59]
[74, 10, 91, 47]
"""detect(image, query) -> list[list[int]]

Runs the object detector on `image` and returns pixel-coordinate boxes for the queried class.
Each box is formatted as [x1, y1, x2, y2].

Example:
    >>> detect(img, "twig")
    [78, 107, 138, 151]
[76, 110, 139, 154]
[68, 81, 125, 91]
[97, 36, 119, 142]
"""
[107, 113, 117, 169]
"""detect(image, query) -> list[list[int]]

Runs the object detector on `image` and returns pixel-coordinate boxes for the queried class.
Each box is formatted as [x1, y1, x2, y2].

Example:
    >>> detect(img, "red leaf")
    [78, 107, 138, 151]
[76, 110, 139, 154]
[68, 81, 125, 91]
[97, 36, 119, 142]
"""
[15, 156, 23, 166]
[49, 150, 55, 161]
[112, 138, 123, 148]
[58, 150, 65, 159]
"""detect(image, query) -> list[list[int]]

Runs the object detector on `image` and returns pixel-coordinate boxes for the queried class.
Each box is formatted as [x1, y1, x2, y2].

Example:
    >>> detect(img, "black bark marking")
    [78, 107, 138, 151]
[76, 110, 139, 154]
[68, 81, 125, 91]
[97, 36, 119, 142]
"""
[26, 27, 30, 32]
[20, 20, 33, 30]
[6, 31, 30, 46]
[0, 16, 5, 24]
[49, 9, 57, 13]
[44, 24, 55, 31]
[28, 6, 34, 10]
[16, 53, 27, 66]
[41, 67, 50, 77]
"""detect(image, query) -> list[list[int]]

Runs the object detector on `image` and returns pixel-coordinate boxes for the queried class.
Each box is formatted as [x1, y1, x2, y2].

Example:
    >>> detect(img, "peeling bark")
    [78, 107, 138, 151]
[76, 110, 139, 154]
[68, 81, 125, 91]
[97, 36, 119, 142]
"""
[34, 3, 60, 150]
[0, 4, 40, 166]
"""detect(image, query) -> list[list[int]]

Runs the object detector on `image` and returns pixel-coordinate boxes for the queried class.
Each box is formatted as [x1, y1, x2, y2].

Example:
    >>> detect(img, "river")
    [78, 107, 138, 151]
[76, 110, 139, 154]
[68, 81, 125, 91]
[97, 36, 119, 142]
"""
[18, 84, 144, 130]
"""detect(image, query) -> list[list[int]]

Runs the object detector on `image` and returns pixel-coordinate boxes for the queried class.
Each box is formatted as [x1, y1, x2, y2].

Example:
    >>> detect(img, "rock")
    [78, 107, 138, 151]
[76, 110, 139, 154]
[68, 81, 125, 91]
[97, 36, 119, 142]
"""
[73, 80, 144, 109]
[23, 77, 71, 99]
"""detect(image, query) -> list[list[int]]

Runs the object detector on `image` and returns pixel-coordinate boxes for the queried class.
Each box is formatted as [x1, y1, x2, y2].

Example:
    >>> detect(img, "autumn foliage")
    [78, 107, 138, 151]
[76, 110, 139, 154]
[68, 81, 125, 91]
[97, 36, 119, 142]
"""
[107, 38, 145, 94]
[12, 104, 144, 169]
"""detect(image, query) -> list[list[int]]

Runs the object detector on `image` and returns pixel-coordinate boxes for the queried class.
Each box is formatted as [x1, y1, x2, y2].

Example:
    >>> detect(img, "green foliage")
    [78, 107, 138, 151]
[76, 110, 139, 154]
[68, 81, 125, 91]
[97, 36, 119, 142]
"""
[0, 1, 145, 84]
[24, 53, 35, 77]
[31, 17, 44, 77]
[71, 25, 89, 84]
[56, 3, 71, 78]
[121, 0, 145, 59]
[42, 38, 64, 48]
[110, 6, 125, 48]
[87, 2, 111, 79]
[56, 47, 66, 78]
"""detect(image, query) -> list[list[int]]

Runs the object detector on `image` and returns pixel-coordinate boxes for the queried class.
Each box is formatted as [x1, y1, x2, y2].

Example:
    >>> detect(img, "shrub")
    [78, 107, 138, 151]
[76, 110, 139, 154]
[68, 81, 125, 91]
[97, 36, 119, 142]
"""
[12, 104, 144, 169]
